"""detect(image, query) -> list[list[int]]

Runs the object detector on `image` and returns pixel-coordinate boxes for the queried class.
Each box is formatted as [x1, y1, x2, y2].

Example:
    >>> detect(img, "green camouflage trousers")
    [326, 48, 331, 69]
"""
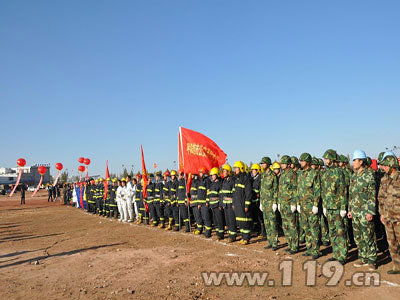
[352, 213, 377, 264]
[385, 221, 400, 271]
[298, 212, 306, 243]
[280, 203, 299, 251]
[320, 213, 330, 244]
[263, 203, 278, 247]
[326, 209, 348, 261]
[301, 209, 321, 256]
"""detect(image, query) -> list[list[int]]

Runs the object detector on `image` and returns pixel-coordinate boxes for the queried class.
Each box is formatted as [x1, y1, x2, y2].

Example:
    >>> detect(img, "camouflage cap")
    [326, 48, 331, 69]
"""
[290, 156, 300, 165]
[377, 152, 385, 164]
[319, 158, 324, 166]
[381, 155, 399, 168]
[300, 153, 312, 163]
[310, 156, 319, 165]
[323, 149, 337, 160]
[260, 156, 272, 165]
[155, 171, 162, 177]
[280, 155, 291, 165]
[366, 157, 372, 167]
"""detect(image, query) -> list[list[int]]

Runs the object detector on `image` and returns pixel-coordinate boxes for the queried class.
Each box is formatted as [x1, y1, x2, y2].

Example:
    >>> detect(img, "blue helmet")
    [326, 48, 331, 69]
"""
[382, 151, 396, 160]
[352, 150, 367, 161]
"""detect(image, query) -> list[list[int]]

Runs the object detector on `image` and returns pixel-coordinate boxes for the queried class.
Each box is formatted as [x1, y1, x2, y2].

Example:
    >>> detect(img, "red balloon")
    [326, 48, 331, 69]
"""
[78, 157, 85, 164]
[38, 166, 47, 175]
[55, 163, 63, 171]
[84, 158, 91, 165]
[17, 158, 26, 167]
[78, 165, 85, 173]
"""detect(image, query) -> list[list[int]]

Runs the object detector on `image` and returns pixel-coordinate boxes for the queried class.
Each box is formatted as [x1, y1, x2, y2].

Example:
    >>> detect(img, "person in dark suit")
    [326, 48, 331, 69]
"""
[20, 184, 26, 205]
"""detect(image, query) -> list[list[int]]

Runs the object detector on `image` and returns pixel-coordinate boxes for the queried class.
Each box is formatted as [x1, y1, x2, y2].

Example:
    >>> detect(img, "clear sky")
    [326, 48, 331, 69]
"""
[1, 0, 399, 177]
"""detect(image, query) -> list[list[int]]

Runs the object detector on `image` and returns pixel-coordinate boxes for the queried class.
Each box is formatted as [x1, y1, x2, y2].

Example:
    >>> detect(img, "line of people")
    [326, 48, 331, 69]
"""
[63, 149, 400, 275]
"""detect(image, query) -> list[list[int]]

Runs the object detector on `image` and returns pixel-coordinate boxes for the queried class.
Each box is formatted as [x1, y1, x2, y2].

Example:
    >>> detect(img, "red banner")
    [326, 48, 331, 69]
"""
[104, 161, 110, 200]
[141, 145, 150, 213]
[179, 127, 227, 174]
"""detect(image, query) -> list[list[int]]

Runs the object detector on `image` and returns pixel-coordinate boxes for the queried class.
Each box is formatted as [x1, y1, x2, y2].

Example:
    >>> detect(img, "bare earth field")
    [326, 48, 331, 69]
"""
[1, 191, 399, 300]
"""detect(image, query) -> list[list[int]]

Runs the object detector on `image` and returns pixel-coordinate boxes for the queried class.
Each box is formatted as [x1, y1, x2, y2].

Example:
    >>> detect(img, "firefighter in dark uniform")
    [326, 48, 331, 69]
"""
[163, 171, 173, 230]
[175, 170, 189, 232]
[169, 170, 179, 230]
[86, 179, 95, 213]
[208, 167, 224, 239]
[220, 164, 236, 242]
[198, 168, 213, 238]
[251, 163, 266, 237]
[135, 173, 144, 224]
[233, 161, 253, 245]
[109, 178, 118, 218]
[146, 174, 158, 226]
[190, 174, 202, 234]
[104, 178, 112, 217]
[98, 178, 105, 216]
[155, 172, 165, 228]
[95, 179, 101, 215]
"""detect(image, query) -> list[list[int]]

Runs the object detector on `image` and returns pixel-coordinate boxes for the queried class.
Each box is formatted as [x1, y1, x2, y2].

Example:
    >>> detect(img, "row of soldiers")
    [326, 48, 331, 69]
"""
[72, 149, 400, 275]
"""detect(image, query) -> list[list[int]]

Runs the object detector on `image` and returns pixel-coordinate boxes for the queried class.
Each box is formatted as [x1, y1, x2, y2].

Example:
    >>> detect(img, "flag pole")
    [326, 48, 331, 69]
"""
[179, 127, 191, 232]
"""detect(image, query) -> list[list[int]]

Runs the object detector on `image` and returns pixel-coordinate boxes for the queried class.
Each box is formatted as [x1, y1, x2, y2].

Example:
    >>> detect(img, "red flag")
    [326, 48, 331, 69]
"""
[141, 145, 149, 213]
[179, 127, 227, 174]
[104, 160, 110, 200]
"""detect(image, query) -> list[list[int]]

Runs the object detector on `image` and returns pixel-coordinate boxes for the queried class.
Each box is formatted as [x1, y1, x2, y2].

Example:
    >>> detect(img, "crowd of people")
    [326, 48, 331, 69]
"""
[61, 149, 400, 275]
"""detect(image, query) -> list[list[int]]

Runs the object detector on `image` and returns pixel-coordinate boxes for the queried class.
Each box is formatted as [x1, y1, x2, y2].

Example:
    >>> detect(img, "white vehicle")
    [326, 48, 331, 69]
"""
[27, 186, 36, 192]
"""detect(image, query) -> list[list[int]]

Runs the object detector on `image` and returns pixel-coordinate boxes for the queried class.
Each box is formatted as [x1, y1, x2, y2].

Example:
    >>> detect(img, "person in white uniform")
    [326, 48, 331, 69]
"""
[126, 176, 136, 222]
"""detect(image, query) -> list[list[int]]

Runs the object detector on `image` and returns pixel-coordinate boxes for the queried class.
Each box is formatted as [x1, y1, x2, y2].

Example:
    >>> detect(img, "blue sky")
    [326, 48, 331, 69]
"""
[1, 0, 399, 177]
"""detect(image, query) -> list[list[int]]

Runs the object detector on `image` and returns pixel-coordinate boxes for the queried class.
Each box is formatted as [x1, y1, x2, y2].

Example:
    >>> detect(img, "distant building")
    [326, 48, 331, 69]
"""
[0, 164, 51, 186]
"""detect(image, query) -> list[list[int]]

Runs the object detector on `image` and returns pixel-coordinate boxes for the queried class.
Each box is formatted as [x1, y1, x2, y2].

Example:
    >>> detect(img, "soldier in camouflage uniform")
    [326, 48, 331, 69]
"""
[321, 149, 347, 264]
[379, 154, 400, 274]
[317, 158, 330, 246]
[291, 156, 305, 244]
[278, 155, 298, 254]
[348, 150, 377, 270]
[260, 157, 279, 250]
[339, 154, 354, 248]
[298, 153, 321, 259]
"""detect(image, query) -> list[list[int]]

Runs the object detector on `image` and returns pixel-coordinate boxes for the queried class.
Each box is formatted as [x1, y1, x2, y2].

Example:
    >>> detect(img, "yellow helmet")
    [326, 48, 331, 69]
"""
[244, 163, 249, 173]
[222, 163, 232, 173]
[112, 178, 117, 183]
[233, 161, 245, 172]
[106, 177, 111, 181]
[271, 162, 281, 170]
[95, 179, 99, 183]
[251, 163, 261, 172]
[99, 177, 104, 182]
[170, 170, 177, 176]
[209, 167, 219, 176]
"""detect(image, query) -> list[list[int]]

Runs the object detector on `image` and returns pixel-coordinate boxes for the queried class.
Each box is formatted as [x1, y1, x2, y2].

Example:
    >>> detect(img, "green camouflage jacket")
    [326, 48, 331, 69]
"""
[260, 169, 278, 205]
[297, 168, 320, 209]
[349, 168, 376, 215]
[321, 165, 346, 210]
[278, 168, 297, 206]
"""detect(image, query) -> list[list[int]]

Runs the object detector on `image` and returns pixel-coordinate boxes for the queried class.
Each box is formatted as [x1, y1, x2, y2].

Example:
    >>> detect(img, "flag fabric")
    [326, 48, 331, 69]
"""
[104, 160, 110, 200]
[179, 127, 227, 174]
[141, 145, 149, 213]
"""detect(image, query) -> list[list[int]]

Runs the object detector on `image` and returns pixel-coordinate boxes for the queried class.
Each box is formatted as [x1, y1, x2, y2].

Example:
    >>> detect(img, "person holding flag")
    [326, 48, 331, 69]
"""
[177, 170, 190, 232]
[169, 170, 179, 231]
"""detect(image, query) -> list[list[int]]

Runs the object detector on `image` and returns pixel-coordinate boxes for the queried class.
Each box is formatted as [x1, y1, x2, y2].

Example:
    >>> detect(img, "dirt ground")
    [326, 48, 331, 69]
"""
[1, 191, 399, 300]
